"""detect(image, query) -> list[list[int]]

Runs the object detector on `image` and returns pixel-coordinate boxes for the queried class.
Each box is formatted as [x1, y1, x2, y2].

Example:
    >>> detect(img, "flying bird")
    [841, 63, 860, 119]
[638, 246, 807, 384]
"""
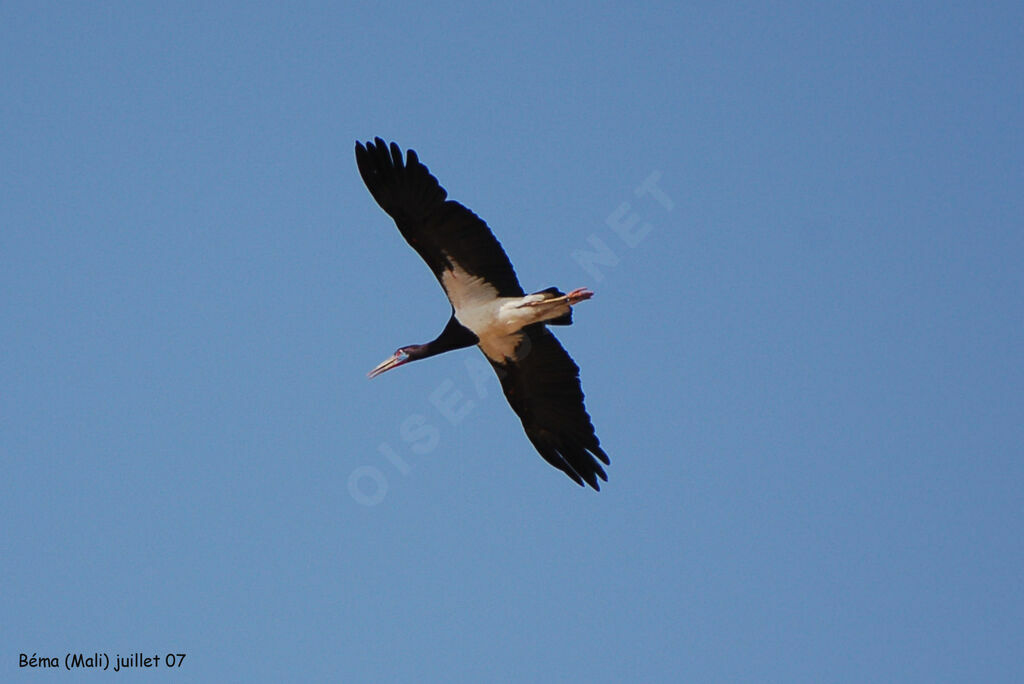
[356, 138, 610, 489]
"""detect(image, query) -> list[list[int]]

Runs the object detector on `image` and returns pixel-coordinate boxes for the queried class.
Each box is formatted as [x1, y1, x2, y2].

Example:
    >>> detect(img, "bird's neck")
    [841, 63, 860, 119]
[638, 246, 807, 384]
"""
[417, 315, 479, 359]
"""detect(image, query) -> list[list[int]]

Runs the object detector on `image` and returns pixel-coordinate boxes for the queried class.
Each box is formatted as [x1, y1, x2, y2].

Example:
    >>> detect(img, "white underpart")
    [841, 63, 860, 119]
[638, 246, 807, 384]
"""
[441, 263, 572, 363]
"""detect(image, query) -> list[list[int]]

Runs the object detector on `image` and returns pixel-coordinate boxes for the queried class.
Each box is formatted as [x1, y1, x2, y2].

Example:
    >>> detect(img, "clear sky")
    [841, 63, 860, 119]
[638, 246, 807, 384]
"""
[3, 2, 1022, 681]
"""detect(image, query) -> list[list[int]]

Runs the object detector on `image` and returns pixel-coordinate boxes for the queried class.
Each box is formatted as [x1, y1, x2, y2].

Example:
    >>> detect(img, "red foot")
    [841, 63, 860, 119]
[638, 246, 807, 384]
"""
[567, 287, 593, 304]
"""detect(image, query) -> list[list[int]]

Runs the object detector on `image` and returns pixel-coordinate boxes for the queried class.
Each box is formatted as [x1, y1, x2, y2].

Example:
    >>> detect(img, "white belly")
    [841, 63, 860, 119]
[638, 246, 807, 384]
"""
[440, 264, 567, 362]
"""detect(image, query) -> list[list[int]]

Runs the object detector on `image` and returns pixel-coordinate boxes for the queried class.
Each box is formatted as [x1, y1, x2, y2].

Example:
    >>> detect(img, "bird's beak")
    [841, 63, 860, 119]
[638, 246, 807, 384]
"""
[367, 354, 407, 379]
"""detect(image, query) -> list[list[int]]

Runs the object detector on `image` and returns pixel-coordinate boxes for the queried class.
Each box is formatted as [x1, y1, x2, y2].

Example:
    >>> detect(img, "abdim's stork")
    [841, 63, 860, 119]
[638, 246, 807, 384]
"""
[356, 138, 610, 490]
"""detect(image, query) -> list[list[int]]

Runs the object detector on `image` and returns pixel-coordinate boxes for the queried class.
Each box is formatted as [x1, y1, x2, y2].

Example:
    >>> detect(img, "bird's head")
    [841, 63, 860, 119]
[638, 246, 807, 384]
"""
[367, 346, 417, 379]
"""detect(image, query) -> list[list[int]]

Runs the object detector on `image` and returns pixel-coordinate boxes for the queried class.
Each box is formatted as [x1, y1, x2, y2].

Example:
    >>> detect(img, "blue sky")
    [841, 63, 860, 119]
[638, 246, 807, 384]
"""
[3, 2, 1022, 681]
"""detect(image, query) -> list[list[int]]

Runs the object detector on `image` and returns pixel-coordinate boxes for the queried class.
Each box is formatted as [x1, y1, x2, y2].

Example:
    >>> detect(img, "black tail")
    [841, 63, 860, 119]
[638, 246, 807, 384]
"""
[532, 287, 573, 325]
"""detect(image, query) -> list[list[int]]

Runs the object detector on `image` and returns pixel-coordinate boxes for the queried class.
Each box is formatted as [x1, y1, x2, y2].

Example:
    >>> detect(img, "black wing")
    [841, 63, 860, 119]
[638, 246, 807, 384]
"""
[492, 324, 610, 490]
[355, 138, 525, 297]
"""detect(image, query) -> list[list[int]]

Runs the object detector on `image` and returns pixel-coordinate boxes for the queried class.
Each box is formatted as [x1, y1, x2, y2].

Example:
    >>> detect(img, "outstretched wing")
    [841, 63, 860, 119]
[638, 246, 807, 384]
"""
[491, 324, 610, 490]
[355, 138, 525, 297]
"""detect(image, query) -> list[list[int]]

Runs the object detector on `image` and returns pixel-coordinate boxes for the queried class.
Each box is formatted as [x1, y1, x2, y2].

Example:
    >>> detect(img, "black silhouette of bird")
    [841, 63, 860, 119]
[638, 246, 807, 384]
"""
[357, 138, 609, 489]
